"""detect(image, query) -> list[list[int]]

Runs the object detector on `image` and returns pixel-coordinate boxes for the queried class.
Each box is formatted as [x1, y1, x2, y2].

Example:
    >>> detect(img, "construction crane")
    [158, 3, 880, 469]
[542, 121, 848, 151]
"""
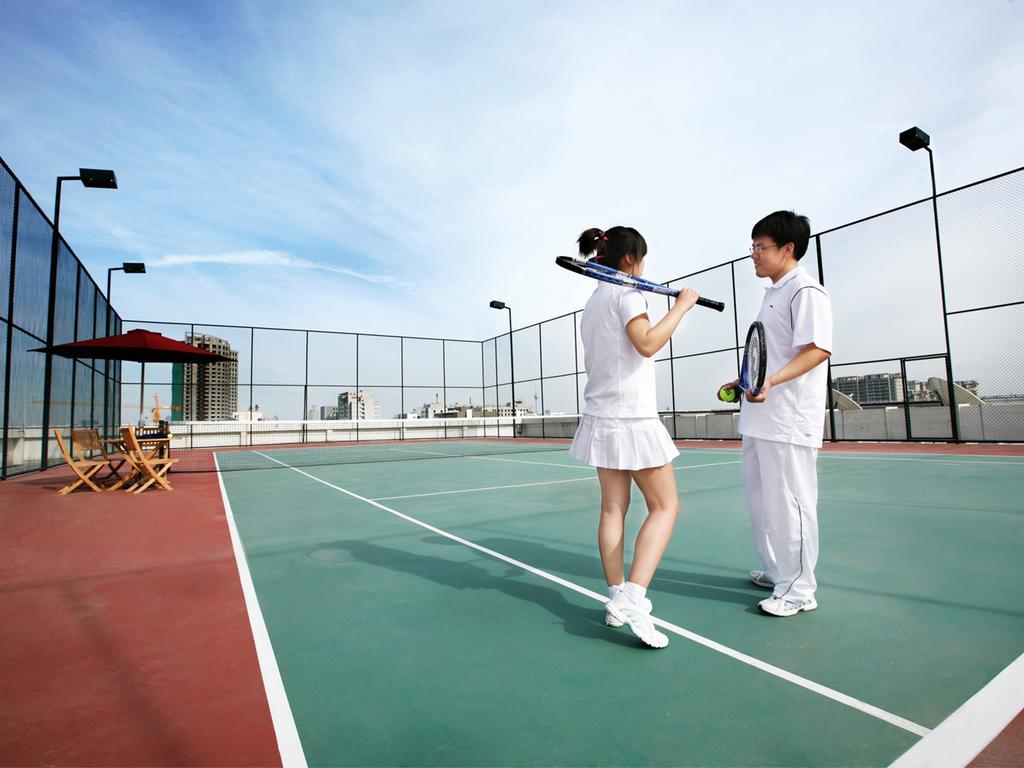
[151, 394, 180, 422]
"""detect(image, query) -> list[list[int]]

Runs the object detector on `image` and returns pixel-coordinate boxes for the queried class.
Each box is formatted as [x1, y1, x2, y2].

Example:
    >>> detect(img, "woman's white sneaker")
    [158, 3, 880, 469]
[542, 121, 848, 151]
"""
[604, 590, 651, 627]
[606, 591, 668, 648]
[759, 596, 818, 617]
[605, 607, 625, 627]
[749, 570, 774, 589]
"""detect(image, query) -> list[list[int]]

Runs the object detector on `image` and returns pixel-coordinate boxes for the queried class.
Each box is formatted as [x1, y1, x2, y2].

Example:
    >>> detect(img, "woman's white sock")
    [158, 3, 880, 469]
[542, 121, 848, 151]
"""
[623, 581, 647, 601]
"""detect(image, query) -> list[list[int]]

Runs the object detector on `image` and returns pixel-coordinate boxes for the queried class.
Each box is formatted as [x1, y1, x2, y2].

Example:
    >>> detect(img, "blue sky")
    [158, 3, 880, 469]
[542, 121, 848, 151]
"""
[2, 0, 1023, 347]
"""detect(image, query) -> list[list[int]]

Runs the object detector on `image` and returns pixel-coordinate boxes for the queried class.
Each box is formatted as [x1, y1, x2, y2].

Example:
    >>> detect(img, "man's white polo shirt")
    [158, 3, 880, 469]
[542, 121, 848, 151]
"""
[738, 266, 833, 448]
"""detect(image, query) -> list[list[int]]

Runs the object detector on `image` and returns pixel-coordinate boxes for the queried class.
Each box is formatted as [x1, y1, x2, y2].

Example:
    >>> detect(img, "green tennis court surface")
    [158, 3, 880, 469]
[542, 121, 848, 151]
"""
[217, 444, 1024, 766]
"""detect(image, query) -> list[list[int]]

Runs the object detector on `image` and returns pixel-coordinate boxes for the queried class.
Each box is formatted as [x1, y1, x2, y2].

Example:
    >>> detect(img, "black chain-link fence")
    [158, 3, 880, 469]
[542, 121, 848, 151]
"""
[2, 154, 1021, 478]
[646, 166, 1024, 442]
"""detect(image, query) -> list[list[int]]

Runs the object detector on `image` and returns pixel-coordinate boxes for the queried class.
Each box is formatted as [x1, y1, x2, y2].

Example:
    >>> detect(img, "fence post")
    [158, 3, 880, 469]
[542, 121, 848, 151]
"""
[2, 187, 20, 478]
[815, 236, 838, 443]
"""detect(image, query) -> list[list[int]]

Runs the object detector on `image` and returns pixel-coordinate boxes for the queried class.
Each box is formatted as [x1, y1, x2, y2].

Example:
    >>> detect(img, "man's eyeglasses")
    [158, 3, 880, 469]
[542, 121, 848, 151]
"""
[749, 243, 780, 256]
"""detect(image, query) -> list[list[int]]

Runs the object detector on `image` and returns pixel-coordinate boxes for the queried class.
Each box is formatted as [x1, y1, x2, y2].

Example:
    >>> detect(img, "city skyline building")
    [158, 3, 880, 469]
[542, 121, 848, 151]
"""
[338, 390, 380, 420]
[834, 373, 981, 404]
[171, 333, 239, 421]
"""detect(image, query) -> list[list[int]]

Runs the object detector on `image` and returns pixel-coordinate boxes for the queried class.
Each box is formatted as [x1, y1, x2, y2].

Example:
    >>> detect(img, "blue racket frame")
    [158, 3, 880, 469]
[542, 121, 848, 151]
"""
[555, 256, 725, 312]
[739, 321, 767, 396]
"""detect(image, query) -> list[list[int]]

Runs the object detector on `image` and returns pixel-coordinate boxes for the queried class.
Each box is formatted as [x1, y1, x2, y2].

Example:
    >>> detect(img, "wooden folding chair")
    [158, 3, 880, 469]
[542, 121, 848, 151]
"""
[53, 430, 112, 495]
[120, 426, 179, 494]
[71, 428, 129, 489]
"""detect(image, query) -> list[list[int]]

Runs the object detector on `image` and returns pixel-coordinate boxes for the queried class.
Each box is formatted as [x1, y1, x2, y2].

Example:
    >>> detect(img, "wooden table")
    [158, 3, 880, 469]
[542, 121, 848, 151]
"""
[105, 436, 172, 462]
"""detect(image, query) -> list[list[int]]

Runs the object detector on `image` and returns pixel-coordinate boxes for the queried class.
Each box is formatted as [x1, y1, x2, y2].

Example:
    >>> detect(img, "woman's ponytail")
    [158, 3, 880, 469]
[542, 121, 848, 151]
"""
[576, 226, 646, 271]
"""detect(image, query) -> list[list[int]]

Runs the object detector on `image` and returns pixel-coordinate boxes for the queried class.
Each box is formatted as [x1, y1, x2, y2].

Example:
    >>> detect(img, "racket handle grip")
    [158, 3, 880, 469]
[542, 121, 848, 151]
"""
[696, 297, 726, 312]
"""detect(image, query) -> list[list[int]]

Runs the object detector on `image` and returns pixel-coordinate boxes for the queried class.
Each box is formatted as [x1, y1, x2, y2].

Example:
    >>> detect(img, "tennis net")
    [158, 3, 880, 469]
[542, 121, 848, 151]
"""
[156, 415, 580, 472]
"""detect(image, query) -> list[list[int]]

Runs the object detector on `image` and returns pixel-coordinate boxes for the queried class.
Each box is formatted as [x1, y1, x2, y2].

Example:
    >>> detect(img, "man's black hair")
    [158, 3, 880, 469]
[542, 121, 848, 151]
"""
[751, 211, 811, 260]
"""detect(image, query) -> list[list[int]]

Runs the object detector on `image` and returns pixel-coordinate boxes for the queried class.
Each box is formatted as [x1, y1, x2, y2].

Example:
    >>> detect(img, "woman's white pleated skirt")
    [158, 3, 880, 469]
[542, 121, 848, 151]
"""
[569, 415, 679, 470]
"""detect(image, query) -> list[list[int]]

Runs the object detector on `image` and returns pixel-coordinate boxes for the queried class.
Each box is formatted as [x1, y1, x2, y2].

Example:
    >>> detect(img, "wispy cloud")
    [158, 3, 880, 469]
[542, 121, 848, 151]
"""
[2, 0, 1023, 343]
[149, 249, 410, 288]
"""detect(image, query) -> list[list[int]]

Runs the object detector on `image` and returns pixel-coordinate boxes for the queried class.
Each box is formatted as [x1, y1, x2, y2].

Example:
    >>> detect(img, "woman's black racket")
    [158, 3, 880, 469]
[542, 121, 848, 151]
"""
[555, 255, 726, 312]
[740, 321, 767, 396]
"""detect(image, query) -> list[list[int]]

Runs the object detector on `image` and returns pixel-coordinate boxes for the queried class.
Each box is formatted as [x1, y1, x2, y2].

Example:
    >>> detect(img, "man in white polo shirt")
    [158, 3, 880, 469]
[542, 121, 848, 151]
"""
[719, 210, 833, 617]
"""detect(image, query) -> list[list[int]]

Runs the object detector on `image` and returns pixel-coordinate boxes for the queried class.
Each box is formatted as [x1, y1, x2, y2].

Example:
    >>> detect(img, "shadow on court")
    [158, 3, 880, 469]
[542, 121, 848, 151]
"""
[474, 536, 758, 607]
[314, 537, 645, 647]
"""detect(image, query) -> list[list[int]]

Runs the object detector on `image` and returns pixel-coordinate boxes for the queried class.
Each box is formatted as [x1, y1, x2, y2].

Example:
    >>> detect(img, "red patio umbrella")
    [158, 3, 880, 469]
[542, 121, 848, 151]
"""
[33, 328, 231, 425]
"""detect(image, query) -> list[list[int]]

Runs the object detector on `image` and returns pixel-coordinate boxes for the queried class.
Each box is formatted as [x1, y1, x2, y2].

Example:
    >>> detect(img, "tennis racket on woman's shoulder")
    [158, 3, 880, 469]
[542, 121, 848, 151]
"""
[739, 321, 767, 397]
[555, 255, 726, 312]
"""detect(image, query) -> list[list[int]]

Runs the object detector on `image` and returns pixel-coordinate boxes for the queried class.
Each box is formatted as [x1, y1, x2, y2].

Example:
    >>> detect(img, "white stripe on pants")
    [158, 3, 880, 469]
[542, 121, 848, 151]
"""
[742, 436, 819, 602]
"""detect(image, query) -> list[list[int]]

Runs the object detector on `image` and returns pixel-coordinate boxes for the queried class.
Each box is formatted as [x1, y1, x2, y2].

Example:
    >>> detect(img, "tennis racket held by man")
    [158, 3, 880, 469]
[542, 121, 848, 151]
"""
[718, 321, 767, 401]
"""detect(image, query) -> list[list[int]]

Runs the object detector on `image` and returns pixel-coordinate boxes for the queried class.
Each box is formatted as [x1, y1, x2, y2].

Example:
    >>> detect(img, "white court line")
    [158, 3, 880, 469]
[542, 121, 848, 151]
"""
[371, 459, 742, 501]
[675, 447, 1024, 467]
[467, 454, 593, 469]
[374, 475, 596, 501]
[215, 456, 308, 768]
[380, 444, 593, 470]
[677, 459, 745, 471]
[819, 454, 1024, 467]
[253, 450, 929, 738]
[389, 446, 464, 459]
[889, 652, 1024, 768]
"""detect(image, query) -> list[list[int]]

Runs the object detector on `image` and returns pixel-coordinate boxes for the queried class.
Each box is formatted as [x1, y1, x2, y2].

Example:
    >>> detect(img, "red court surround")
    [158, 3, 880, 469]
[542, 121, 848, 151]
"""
[0, 468, 280, 767]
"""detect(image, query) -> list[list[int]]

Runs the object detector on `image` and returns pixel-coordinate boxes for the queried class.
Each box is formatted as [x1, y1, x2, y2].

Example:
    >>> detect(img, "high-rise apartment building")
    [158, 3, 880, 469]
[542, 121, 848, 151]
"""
[834, 373, 981, 405]
[337, 390, 380, 420]
[833, 373, 904, 404]
[171, 334, 239, 420]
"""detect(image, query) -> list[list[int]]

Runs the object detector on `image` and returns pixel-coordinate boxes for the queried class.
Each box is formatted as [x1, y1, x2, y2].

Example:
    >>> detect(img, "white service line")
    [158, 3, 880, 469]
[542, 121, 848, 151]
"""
[214, 456, 307, 768]
[389, 446, 464, 459]
[374, 475, 597, 501]
[818, 454, 1024, 467]
[678, 459, 744, 470]
[467, 454, 594, 469]
[253, 450, 929, 738]
[674, 447, 1024, 467]
[889, 652, 1024, 768]
[371, 459, 741, 502]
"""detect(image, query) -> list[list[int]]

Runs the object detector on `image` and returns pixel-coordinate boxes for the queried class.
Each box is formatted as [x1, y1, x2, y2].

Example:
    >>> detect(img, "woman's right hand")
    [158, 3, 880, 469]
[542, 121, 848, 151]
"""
[674, 287, 700, 312]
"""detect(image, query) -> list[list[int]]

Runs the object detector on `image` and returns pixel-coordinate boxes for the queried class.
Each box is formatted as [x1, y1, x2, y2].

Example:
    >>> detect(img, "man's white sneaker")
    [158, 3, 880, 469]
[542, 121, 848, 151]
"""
[605, 591, 668, 648]
[759, 596, 818, 617]
[749, 570, 774, 589]
[604, 589, 651, 627]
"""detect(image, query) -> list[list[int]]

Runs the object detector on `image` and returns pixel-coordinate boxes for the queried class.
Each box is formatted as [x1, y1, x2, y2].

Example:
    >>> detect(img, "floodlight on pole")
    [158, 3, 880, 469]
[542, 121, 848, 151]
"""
[898, 126, 959, 441]
[489, 299, 515, 425]
[79, 168, 118, 189]
[898, 127, 930, 152]
[107, 262, 147, 331]
[41, 168, 118, 467]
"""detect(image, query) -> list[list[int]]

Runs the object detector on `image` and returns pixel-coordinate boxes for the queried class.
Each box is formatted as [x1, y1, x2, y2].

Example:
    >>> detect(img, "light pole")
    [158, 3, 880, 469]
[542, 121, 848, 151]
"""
[106, 262, 146, 335]
[489, 300, 515, 425]
[41, 168, 118, 467]
[898, 126, 960, 442]
[105, 261, 145, 434]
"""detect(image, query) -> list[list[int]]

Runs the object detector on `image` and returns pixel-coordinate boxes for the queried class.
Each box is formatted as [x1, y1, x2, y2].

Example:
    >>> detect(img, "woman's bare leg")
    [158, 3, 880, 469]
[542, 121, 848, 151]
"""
[625, 463, 680, 587]
[596, 467, 632, 586]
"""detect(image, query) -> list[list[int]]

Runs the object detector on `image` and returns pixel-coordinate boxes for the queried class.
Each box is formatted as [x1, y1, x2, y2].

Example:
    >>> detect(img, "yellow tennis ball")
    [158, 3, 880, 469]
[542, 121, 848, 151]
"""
[718, 385, 738, 403]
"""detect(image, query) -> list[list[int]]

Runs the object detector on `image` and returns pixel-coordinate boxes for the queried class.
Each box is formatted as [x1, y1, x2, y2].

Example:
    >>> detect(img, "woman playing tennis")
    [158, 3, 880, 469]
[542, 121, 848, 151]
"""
[569, 226, 699, 648]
